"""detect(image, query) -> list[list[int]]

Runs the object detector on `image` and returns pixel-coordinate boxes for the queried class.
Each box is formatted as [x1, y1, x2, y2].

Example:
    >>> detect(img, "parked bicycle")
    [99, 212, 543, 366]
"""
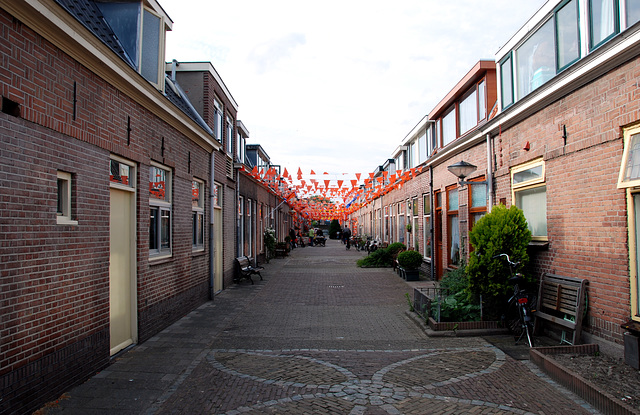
[494, 253, 536, 347]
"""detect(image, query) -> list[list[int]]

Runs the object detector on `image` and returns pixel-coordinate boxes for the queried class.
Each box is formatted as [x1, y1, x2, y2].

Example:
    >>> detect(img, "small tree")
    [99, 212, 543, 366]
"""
[329, 219, 342, 239]
[466, 204, 531, 318]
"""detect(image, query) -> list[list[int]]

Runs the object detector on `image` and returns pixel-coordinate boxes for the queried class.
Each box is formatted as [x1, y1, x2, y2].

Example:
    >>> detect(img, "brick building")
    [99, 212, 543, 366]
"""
[350, 0, 640, 356]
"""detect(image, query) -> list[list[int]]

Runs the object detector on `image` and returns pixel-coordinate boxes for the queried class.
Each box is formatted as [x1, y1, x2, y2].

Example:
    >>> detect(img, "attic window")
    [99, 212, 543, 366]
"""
[96, 1, 164, 87]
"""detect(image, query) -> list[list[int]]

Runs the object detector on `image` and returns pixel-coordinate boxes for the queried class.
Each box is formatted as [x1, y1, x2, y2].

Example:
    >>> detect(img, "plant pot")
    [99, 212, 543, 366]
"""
[402, 267, 420, 281]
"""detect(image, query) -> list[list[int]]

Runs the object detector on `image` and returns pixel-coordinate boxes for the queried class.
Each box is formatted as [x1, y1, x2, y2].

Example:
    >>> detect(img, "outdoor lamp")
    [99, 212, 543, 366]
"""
[447, 160, 486, 186]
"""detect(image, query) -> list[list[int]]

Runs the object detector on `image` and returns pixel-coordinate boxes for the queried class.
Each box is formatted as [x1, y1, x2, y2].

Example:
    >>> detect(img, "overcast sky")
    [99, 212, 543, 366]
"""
[161, 0, 548, 180]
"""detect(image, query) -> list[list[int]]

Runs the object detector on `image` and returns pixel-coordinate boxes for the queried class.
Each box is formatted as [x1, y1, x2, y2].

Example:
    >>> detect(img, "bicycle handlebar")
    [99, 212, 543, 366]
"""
[492, 253, 520, 267]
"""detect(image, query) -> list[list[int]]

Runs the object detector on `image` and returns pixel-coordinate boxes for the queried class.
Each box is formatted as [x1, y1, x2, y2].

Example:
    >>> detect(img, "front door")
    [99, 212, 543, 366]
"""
[214, 207, 223, 293]
[109, 187, 136, 355]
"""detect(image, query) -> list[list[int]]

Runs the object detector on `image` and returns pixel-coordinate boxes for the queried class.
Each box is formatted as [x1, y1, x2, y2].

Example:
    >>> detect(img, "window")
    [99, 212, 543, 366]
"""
[149, 163, 172, 257]
[627, 0, 640, 26]
[96, 1, 164, 87]
[226, 116, 234, 155]
[214, 99, 223, 143]
[469, 178, 487, 229]
[556, 0, 581, 70]
[459, 88, 478, 135]
[213, 182, 222, 208]
[478, 80, 487, 121]
[590, 0, 619, 49]
[516, 18, 555, 99]
[423, 193, 432, 258]
[412, 197, 419, 250]
[512, 159, 547, 240]
[238, 196, 244, 256]
[398, 202, 405, 244]
[500, 54, 514, 109]
[447, 186, 460, 266]
[192, 179, 204, 251]
[237, 130, 245, 163]
[110, 159, 132, 187]
[442, 107, 457, 147]
[247, 199, 253, 255]
[57, 171, 76, 225]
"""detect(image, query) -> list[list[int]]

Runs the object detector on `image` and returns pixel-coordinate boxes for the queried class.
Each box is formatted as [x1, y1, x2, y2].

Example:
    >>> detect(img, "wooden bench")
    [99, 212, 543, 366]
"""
[534, 273, 588, 345]
[274, 247, 288, 258]
[234, 256, 264, 284]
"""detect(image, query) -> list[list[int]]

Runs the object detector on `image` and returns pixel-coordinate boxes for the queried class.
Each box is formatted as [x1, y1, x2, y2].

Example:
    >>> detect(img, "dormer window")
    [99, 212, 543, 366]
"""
[96, 1, 165, 87]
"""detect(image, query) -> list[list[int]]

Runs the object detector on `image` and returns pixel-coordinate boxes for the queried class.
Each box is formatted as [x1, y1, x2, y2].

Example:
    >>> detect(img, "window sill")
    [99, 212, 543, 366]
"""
[149, 253, 173, 265]
[192, 248, 206, 257]
[57, 217, 78, 226]
[528, 240, 549, 250]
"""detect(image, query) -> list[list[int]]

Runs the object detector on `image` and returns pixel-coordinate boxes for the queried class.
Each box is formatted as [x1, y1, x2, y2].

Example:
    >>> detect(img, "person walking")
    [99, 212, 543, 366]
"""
[343, 226, 352, 249]
[289, 228, 296, 250]
[308, 228, 315, 247]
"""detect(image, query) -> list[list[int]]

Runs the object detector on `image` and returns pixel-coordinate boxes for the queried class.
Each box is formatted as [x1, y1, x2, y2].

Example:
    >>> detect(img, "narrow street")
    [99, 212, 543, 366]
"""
[47, 240, 598, 414]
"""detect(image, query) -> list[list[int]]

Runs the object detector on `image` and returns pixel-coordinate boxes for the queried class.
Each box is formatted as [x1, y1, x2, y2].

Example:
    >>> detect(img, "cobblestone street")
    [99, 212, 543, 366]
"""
[47, 240, 599, 414]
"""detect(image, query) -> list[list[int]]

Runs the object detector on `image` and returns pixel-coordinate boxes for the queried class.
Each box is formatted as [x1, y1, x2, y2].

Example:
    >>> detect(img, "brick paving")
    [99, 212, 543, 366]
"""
[44, 240, 600, 414]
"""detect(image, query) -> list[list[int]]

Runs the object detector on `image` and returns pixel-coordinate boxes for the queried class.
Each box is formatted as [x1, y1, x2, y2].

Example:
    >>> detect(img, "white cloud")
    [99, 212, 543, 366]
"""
[162, 0, 548, 176]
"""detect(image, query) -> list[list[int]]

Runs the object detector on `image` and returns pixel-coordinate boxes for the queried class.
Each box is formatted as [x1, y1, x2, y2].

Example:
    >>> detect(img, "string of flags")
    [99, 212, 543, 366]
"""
[240, 165, 425, 221]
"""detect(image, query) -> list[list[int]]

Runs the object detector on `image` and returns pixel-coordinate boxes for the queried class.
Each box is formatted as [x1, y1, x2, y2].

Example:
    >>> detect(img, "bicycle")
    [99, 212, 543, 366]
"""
[494, 253, 536, 347]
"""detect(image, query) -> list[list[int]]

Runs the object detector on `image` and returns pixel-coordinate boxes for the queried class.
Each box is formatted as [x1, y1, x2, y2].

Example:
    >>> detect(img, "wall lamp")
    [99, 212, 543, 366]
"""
[447, 160, 487, 186]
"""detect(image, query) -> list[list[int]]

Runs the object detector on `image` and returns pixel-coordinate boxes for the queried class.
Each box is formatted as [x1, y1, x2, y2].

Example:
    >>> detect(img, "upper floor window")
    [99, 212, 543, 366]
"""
[57, 171, 77, 225]
[459, 88, 478, 135]
[226, 116, 234, 155]
[590, 0, 619, 49]
[516, 18, 555, 99]
[96, 1, 164, 87]
[500, 54, 514, 108]
[442, 107, 456, 147]
[214, 98, 223, 143]
[237, 131, 245, 163]
[192, 179, 204, 251]
[627, 0, 640, 25]
[557, 0, 581, 70]
[618, 124, 640, 188]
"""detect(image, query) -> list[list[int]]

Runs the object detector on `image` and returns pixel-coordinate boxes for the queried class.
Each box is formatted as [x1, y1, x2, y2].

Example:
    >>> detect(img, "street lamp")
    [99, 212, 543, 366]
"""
[447, 160, 486, 186]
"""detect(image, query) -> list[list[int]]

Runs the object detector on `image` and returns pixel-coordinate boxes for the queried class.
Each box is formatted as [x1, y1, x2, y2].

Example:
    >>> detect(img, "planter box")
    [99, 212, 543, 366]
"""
[399, 267, 419, 281]
[530, 345, 638, 415]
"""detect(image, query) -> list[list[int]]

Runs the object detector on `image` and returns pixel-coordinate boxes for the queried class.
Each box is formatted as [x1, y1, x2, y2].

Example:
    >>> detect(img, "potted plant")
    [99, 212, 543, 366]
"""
[397, 250, 423, 281]
[406, 223, 412, 233]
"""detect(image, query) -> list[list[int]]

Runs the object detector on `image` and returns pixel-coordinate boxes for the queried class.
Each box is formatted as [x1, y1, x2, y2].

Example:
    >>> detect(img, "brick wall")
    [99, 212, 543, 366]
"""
[0, 7, 214, 413]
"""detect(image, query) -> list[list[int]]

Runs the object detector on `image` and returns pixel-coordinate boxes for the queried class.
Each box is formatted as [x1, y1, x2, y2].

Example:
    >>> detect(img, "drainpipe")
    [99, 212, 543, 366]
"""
[209, 152, 215, 300]
[486, 133, 493, 212]
[429, 165, 435, 281]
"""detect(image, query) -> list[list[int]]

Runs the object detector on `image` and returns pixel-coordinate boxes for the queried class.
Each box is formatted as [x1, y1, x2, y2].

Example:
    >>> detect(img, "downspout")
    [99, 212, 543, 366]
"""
[429, 165, 435, 281]
[486, 133, 494, 211]
[209, 151, 215, 300]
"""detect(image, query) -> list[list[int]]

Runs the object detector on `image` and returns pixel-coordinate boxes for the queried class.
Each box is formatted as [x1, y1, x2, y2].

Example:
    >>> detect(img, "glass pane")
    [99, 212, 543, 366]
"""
[442, 109, 456, 146]
[423, 194, 431, 215]
[513, 165, 543, 185]
[634, 193, 640, 315]
[590, 0, 617, 47]
[459, 89, 478, 135]
[557, 0, 580, 69]
[161, 209, 170, 249]
[478, 80, 486, 120]
[97, 2, 140, 66]
[628, 0, 640, 25]
[423, 216, 432, 258]
[449, 215, 460, 265]
[412, 199, 418, 216]
[515, 186, 547, 237]
[624, 133, 640, 181]
[150, 207, 158, 250]
[141, 10, 160, 84]
[110, 160, 131, 186]
[471, 183, 487, 208]
[399, 216, 405, 243]
[501, 56, 514, 107]
[448, 189, 458, 212]
[192, 181, 201, 207]
[516, 19, 555, 98]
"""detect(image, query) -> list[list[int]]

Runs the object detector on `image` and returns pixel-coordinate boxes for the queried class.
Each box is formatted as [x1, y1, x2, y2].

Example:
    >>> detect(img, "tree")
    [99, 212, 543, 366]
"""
[328, 219, 342, 239]
[466, 204, 532, 318]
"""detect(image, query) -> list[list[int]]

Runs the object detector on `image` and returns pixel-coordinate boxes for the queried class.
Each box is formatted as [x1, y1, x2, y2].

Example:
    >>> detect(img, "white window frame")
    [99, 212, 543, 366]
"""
[214, 98, 223, 143]
[511, 158, 547, 241]
[238, 195, 244, 256]
[192, 178, 205, 252]
[57, 171, 77, 225]
[226, 116, 234, 156]
[149, 162, 172, 258]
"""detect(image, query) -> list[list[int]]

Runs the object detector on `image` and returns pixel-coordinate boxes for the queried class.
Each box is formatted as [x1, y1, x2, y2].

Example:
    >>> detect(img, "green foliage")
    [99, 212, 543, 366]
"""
[405, 292, 414, 312]
[263, 227, 276, 261]
[397, 250, 423, 270]
[328, 219, 342, 238]
[357, 248, 393, 268]
[387, 242, 406, 257]
[431, 264, 481, 322]
[466, 204, 532, 317]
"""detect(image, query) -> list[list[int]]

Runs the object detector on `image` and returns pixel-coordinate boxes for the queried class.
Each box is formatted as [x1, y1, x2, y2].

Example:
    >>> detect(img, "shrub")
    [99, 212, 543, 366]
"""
[397, 250, 423, 270]
[466, 204, 531, 319]
[387, 242, 406, 257]
[329, 219, 342, 239]
[431, 262, 480, 322]
[357, 248, 393, 268]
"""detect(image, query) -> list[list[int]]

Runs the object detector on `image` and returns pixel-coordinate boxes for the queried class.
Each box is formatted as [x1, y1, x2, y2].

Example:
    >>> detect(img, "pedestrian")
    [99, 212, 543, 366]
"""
[343, 226, 351, 249]
[308, 227, 315, 246]
[289, 228, 296, 250]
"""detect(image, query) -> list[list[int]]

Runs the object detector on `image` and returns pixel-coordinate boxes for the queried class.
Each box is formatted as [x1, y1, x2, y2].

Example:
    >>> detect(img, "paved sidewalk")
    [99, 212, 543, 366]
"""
[44, 240, 599, 414]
